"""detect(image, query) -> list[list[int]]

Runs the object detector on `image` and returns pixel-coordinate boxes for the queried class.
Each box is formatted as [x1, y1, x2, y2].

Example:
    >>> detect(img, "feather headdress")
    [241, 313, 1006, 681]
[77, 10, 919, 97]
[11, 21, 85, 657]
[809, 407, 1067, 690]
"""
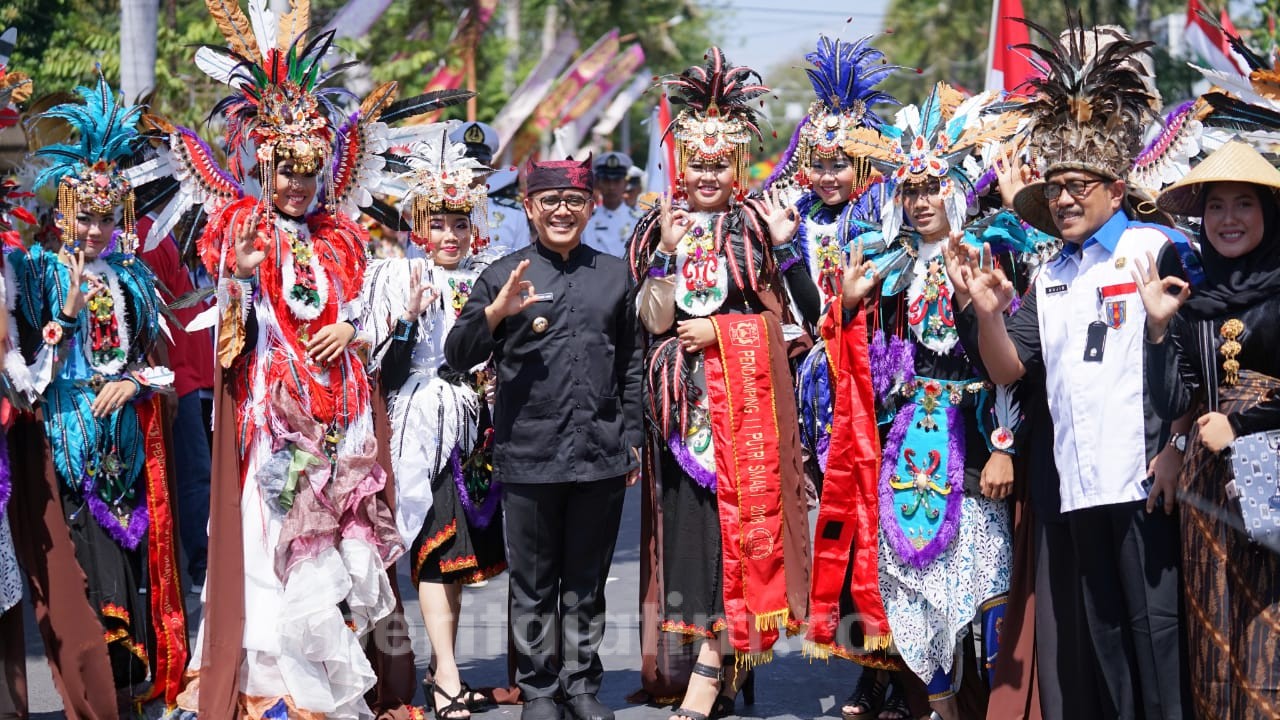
[197, 0, 352, 182]
[0, 27, 31, 131]
[1015, 15, 1160, 180]
[661, 47, 769, 201]
[1009, 15, 1163, 236]
[797, 35, 897, 174]
[396, 125, 490, 249]
[842, 82, 1026, 239]
[31, 72, 146, 258]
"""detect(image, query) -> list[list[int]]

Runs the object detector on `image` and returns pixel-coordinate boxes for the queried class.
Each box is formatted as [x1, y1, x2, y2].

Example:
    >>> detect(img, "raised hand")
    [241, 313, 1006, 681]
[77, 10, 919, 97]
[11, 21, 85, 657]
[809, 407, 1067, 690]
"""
[760, 187, 800, 247]
[941, 230, 975, 302]
[60, 249, 87, 318]
[658, 192, 693, 253]
[964, 242, 1016, 318]
[1130, 250, 1190, 343]
[403, 263, 440, 322]
[234, 207, 267, 279]
[841, 240, 880, 310]
[486, 259, 538, 326]
[993, 144, 1029, 210]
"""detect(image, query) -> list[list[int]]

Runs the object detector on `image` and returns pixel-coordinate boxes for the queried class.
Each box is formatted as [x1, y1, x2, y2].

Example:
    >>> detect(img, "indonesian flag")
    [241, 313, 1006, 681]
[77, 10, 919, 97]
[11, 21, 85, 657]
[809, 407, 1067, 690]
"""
[1184, 0, 1250, 75]
[984, 0, 1037, 93]
[644, 95, 676, 196]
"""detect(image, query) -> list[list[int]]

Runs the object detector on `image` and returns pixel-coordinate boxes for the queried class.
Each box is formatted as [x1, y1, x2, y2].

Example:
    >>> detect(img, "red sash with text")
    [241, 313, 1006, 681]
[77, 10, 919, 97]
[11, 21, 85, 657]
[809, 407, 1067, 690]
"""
[806, 302, 891, 656]
[703, 314, 789, 664]
[135, 396, 190, 704]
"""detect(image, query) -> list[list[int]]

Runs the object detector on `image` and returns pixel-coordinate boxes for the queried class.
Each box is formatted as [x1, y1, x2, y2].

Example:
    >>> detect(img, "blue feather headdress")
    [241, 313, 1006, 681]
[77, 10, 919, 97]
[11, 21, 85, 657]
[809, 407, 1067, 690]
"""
[798, 35, 897, 161]
[32, 71, 145, 257]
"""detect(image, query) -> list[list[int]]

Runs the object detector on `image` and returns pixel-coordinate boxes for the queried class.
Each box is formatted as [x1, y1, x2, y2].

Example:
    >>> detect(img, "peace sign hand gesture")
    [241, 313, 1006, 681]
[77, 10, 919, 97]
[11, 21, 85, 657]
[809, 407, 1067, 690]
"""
[963, 242, 1016, 318]
[485, 259, 538, 331]
[1130, 250, 1190, 343]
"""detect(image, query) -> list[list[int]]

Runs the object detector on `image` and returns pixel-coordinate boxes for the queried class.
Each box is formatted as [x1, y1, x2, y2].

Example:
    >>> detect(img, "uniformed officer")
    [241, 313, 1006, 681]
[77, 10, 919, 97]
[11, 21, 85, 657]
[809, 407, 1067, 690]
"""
[448, 121, 531, 262]
[581, 151, 640, 257]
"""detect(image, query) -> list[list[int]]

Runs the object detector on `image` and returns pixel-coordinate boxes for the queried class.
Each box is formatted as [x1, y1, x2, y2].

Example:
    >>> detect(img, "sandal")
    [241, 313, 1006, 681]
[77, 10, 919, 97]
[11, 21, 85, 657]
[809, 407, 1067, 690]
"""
[876, 678, 910, 720]
[841, 671, 887, 719]
[425, 668, 492, 711]
[671, 662, 723, 720]
[431, 683, 471, 720]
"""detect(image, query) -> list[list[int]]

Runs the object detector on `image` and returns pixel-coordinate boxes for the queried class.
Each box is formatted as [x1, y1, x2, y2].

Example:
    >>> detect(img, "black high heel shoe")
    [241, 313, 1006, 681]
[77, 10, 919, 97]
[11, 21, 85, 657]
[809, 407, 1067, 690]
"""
[709, 668, 754, 719]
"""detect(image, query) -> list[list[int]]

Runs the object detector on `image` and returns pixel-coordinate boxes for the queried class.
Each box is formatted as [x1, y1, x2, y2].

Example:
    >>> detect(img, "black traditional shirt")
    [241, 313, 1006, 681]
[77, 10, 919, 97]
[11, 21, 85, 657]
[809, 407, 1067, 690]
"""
[445, 241, 643, 484]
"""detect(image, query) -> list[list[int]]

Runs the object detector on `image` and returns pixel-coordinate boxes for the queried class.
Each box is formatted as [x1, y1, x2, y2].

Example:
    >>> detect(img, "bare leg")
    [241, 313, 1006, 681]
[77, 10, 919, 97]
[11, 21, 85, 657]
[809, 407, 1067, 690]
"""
[420, 581, 467, 718]
[927, 695, 959, 720]
[670, 640, 722, 720]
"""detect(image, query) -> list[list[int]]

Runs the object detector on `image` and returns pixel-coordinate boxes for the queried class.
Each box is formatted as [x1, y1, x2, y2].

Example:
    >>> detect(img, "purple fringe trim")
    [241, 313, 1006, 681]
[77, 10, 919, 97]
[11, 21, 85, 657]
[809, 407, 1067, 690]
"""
[868, 330, 915, 405]
[648, 266, 672, 278]
[86, 492, 149, 551]
[778, 255, 802, 273]
[1008, 293, 1022, 316]
[668, 433, 717, 492]
[878, 403, 965, 570]
[1135, 101, 1197, 163]
[451, 448, 501, 530]
[0, 437, 9, 516]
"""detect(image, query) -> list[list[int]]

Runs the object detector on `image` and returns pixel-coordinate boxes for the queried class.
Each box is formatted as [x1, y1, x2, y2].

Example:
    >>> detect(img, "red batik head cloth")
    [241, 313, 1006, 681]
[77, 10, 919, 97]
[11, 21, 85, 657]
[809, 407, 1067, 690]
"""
[524, 156, 594, 195]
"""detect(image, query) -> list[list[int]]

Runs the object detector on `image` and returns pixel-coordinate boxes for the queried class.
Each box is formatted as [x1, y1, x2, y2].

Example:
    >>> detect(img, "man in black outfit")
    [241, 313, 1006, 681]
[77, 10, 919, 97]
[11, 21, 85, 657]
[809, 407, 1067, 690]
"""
[445, 156, 642, 720]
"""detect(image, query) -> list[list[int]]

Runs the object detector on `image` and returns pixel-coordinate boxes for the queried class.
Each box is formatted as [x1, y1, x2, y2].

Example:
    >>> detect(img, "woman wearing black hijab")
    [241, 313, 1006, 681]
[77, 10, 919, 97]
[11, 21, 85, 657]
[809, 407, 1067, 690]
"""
[1133, 139, 1280, 719]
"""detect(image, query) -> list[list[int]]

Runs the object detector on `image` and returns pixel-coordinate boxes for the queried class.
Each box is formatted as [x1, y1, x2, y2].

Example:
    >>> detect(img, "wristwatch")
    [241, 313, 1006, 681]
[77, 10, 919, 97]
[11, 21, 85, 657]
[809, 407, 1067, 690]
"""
[1169, 433, 1188, 453]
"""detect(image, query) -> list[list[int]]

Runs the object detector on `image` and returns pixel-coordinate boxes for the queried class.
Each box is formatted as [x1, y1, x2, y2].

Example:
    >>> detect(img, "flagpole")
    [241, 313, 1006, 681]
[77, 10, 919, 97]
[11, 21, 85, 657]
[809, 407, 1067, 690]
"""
[984, 0, 1000, 91]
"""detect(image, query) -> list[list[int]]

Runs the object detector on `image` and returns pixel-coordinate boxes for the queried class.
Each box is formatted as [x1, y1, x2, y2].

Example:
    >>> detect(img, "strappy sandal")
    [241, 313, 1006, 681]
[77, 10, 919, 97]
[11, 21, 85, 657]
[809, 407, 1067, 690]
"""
[425, 668, 492, 711]
[671, 662, 723, 720]
[710, 666, 755, 719]
[876, 678, 910, 720]
[841, 670, 887, 720]
[431, 683, 472, 720]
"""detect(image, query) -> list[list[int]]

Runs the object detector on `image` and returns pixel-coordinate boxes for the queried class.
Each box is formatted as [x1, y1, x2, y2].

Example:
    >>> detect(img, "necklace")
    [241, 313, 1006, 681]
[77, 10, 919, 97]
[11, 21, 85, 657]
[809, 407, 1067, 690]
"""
[1219, 318, 1244, 386]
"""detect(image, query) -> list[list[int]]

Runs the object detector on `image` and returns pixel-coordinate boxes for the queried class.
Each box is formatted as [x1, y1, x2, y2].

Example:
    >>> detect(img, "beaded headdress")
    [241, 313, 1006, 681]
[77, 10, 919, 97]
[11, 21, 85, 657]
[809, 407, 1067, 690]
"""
[842, 82, 1025, 239]
[795, 35, 897, 189]
[662, 47, 769, 202]
[32, 73, 145, 259]
[398, 125, 490, 248]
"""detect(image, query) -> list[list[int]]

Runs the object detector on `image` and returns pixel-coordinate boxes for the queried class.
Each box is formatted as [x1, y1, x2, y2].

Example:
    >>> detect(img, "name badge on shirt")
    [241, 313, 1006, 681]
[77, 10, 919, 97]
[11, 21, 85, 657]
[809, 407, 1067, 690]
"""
[530, 292, 555, 302]
[1045, 283, 1069, 295]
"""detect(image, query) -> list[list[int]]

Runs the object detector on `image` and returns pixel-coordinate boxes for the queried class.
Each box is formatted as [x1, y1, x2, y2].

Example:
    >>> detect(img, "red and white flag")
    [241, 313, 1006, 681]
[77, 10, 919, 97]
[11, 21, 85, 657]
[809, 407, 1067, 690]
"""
[1184, 0, 1249, 75]
[984, 0, 1037, 93]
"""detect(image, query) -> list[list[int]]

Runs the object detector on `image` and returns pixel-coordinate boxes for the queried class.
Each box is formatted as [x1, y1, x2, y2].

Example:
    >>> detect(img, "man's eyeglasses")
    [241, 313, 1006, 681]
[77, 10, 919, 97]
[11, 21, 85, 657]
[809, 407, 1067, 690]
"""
[1043, 178, 1105, 201]
[535, 193, 590, 212]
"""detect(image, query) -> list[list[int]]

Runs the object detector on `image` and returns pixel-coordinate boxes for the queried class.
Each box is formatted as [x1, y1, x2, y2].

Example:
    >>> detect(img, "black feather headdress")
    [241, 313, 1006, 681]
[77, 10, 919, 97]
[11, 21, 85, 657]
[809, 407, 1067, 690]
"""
[1015, 12, 1160, 180]
[661, 47, 770, 199]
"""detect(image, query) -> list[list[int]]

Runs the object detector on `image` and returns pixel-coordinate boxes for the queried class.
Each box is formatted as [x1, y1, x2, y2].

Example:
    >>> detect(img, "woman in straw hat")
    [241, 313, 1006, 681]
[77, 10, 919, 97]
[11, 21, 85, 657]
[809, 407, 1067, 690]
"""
[1132, 138, 1280, 718]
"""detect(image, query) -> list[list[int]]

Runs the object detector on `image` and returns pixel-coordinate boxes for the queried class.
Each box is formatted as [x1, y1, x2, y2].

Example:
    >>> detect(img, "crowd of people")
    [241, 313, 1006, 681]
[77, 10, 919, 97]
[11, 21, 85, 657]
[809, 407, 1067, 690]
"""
[0, 3, 1278, 720]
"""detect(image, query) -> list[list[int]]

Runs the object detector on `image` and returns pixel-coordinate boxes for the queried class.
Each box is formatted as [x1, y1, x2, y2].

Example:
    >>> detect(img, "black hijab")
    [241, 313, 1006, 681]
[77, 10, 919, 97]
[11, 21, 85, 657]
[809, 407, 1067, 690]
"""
[1183, 183, 1280, 319]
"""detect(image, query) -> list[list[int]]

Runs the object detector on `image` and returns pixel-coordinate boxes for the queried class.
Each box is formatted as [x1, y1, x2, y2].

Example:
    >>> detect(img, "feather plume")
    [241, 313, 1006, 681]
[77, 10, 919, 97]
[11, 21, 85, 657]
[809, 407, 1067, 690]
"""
[277, 0, 310, 51]
[204, 0, 258, 62]
[380, 89, 473, 124]
[246, 0, 277, 60]
[661, 46, 769, 144]
[359, 81, 399, 124]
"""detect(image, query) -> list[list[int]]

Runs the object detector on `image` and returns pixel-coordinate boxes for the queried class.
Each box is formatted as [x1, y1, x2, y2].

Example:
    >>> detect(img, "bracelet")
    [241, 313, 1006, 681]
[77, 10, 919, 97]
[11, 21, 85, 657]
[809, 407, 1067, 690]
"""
[55, 311, 79, 330]
[772, 242, 801, 272]
[649, 250, 676, 278]
[392, 318, 415, 342]
[123, 375, 144, 398]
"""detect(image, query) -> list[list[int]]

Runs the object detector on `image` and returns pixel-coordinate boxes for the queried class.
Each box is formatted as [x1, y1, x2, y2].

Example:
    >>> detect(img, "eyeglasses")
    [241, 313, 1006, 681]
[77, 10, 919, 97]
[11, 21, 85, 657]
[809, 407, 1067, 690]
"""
[535, 193, 590, 212]
[1043, 178, 1105, 201]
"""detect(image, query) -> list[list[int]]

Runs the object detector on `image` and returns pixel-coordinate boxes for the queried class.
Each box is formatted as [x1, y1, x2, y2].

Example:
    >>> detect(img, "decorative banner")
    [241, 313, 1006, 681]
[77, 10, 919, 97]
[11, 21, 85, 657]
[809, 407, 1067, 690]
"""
[323, 0, 395, 38]
[407, 0, 500, 124]
[491, 27, 580, 154]
[643, 95, 676, 196]
[509, 29, 621, 162]
[559, 44, 646, 152]
[1184, 0, 1249, 75]
[983, 0, 1037, 93]
[590, 72, 651, 140]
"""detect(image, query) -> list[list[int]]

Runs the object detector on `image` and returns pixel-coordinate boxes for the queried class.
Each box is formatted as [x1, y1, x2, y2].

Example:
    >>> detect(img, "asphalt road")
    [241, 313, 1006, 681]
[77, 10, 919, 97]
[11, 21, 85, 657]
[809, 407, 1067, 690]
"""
[21, 488, 857, 719]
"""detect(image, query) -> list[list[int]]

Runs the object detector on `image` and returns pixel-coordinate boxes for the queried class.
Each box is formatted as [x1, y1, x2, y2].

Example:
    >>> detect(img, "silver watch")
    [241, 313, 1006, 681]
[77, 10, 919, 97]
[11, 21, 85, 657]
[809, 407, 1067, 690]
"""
[1169, 433, 1188, 453]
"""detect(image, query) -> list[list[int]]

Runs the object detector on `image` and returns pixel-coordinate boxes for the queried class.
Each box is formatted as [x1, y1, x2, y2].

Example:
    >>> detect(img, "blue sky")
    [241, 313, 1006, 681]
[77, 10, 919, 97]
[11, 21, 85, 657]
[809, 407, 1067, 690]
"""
[708, 0, 892, 74]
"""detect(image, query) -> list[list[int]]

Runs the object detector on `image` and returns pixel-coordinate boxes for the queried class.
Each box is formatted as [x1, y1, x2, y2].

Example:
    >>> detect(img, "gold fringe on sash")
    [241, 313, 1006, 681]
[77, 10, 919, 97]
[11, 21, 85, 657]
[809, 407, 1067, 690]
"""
[863, 633, 892, 651]
[735, 648, 774, 670]
[753, 609, 790, 632]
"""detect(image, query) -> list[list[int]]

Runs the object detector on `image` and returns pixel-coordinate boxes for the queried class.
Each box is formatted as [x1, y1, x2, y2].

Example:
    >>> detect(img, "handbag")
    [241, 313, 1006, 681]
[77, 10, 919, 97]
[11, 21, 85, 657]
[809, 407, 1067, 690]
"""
[1198, 320, 1280, 554]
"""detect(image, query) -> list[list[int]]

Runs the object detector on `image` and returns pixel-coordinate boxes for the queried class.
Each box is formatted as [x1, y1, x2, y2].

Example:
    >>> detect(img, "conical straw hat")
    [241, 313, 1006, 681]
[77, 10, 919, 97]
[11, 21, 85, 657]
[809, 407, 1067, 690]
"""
[1157, 139, 1280, 217]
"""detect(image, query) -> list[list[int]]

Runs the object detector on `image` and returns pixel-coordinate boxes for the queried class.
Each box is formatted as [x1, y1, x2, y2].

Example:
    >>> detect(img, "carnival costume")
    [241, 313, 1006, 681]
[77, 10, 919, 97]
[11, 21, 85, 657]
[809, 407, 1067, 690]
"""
[775, 35, 897, 480]
[145, 1, 468, 716]
[808, 83, 1033, 702]
[361, 126, 504, 586]
[629, 48, 813, 695]
[3, 73, 189, 706]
